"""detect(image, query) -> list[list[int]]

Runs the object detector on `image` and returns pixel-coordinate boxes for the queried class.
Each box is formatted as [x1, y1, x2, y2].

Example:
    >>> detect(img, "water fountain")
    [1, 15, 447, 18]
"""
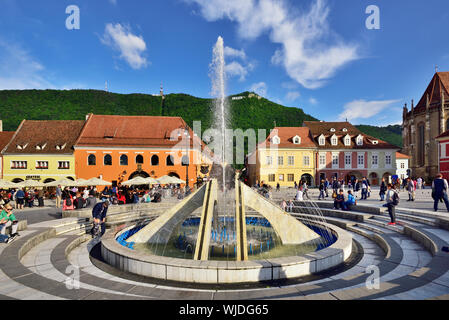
[100, 36, 354, 285]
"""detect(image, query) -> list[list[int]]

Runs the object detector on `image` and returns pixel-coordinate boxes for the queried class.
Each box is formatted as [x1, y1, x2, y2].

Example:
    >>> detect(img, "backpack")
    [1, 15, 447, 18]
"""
[66, 197, 72, 206]
[392, 192, 400, 206]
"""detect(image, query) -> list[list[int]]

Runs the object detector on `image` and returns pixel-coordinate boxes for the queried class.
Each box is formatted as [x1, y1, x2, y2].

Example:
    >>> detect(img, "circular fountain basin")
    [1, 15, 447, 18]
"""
[100, 219, 353, 284]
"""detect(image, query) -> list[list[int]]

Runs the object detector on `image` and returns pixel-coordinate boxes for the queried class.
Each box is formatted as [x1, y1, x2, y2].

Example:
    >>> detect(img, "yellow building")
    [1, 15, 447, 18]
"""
[1, 120, 85, 184]
[247, 127, 317, 187]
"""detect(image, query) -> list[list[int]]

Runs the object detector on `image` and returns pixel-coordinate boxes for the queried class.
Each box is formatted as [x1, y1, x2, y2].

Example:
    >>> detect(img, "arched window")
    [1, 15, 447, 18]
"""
[136, 155, 144, 164]
[120, 154, 128, 166]
[88, 154, 96, 166]
[166, 155, 175, 166]
[417, 123, 425, 166]
[151, 155, 159, 166]
[104, 154, 112, 166]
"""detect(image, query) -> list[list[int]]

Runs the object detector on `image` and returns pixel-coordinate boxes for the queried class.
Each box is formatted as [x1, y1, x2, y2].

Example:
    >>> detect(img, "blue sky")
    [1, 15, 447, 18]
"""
[1, 0, 448, 127]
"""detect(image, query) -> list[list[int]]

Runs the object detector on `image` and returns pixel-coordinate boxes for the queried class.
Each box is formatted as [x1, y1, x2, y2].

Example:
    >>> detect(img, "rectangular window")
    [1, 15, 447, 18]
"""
[58, 161, 70, 170]
[11, 161, 27, 169]
[332, 155, 339, 166]
[386, 155, 392, 166]
[319, 154, 326, 166]
[358, 155, 364, 166]
[288, 156, 295, 166]
[36, 161, 49, 169]
[303, 156, 310, 166]
[266, 156, 273, 166]
[279, 174, 284, 182]
[345, 154, 351, 166]
[278, 156, 284, 166]
[268, 174, 275, 182]
[288, 174, 295, 182]
[372, 155, 378, 165]
[401, 163, 405, 169]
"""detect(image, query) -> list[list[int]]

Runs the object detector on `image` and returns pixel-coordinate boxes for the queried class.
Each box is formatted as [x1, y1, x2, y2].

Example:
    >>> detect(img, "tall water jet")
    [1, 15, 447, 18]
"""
[210, 36, 230, 190]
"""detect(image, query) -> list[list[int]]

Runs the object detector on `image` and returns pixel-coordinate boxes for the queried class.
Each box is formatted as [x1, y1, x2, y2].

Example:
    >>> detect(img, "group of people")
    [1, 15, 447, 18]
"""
[59, 183, 190, 211]
[317, 177, 372, 201]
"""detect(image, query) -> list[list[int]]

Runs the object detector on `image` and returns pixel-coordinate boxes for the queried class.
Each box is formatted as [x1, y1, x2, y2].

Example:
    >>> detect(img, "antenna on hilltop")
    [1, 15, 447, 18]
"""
[105, 81, 109, 92]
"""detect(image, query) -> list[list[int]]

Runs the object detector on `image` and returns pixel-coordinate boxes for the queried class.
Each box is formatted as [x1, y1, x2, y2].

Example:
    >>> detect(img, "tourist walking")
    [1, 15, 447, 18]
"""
[361, 178, 368, 200]
[379, 178, 387, 201]
[302, 181, 311, 200]
[55, 185, 62, 209]
[318, 180, 326, 200]
[407, 178, 415, 201]
[324, 179, 330, 197]
[14, 188, 25, 210]
[354, 179, 360, 199]
[432, 173, 449, 212]
[384, 184, 399, 225]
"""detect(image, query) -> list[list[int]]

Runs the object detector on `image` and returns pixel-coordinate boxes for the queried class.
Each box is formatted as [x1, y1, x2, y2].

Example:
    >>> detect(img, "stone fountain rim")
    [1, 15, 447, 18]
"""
[100, 219, 353, 283]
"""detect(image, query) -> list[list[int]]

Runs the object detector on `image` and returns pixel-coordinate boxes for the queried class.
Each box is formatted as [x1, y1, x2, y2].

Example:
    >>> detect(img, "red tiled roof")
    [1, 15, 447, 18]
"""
[76, 114, 201, 149]
[396, 152, 410, 159]
[3, 120, 85, 154]
[408, 72, 449, 115]
[260, 127, 316, 149]
[436, 130, 449, 140]
[0, 132, 15, 153]
[303, 121, 399, 150]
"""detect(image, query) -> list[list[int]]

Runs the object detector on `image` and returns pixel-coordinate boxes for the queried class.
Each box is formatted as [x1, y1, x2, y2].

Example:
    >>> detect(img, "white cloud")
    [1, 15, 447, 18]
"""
[109, 0, 117, 5]
[0, 40, 53, 89]
[186, 0, 358, 89]
[225, 61, 254, 81]
[249, 82, 267, 97]
[309, 97, 318, 105]
[101, 23, 148, 70]
[285, 91, 300, 102]
[338, 99, 401, 122]
[224, 46, 247, 60]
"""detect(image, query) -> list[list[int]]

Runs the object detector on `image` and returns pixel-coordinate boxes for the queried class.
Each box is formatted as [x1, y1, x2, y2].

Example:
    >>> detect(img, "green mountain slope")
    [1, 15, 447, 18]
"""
[355, 124, 403, 148]
[0, 89, 402, 148]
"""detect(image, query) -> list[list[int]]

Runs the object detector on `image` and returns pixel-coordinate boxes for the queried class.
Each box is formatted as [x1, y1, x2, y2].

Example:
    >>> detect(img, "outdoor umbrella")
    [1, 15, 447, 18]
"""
[156, 175, 174, 185]
[169, 177, 186, 184]
[74, 178, 89, 187]
[17, 180, 47, 188]
[0, 180, 20, 189]
[144, 177, 160, 185]
[86, 177, 112, 186]
[121, 176, 150, 186]
[45, 178, 77, 187]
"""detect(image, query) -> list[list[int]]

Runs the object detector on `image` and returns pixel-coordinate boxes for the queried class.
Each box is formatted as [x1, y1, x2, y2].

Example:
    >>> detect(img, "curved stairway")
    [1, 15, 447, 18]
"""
[0, 202, 448, 300]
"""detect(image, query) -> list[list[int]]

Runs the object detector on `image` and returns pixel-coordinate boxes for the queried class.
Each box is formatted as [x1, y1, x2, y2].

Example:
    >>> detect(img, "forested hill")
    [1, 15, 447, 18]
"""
[355, 124, 403, 148]
[0, 89, 402, 147]
[0, 89, 316, 133]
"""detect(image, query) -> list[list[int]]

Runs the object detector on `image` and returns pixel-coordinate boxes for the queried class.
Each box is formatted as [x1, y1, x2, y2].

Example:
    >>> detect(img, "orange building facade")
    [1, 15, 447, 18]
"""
[74, 114, 212, 187]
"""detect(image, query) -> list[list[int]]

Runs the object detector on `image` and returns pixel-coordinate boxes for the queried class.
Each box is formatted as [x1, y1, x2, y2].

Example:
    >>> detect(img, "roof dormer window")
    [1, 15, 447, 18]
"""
[357, 135, 364, 146]
[318, 135, 325, 146]
[272, 135, 280, 145]
[342, 128, 348, 132]
[293, 135, 301, 145]
[331, 134, 338, 146]
[344, 135, 351, 146]
[16, 143, 28, 150]
[36, 143, 47, 151]
[56, 143, 67, 150]
[330, 128, 336, 133]
[372, 140, 379, 145]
